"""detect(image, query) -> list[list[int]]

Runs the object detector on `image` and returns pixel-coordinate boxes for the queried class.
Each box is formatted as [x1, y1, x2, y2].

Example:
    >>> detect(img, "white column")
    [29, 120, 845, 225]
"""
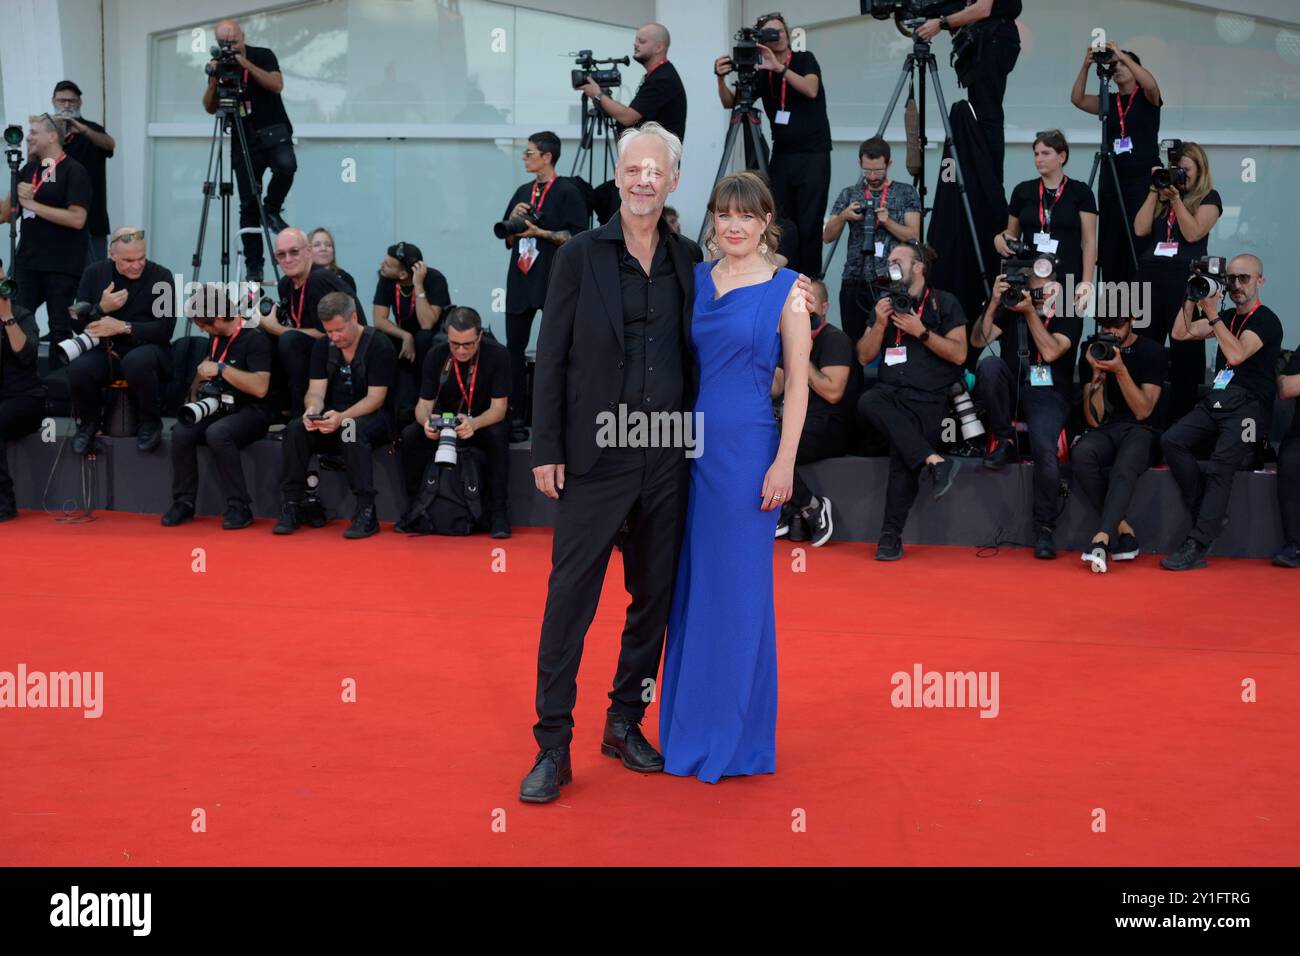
[0, 0, 66, 131]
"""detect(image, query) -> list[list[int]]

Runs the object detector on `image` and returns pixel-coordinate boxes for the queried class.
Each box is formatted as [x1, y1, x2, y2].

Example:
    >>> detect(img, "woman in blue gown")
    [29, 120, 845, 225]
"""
[659, 172, 811, 783]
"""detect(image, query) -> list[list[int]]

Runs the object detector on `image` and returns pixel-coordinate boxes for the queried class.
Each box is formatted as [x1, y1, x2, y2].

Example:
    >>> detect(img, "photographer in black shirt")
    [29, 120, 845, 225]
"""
[397, 307, 512, 538]
[1274, 347, 1300, 568]
[580, 23, 687, 144]
[0, 261, 46, 522]
[715, 13, 831, 278]
[162, 285, 273, 530]
[1161, 254, 1282, 571]
[372, 241, 451, 419]
[51, 81, 117, 265]
[203, 18, 296, 283]
[917, 0, 1022, 184]
[972, 261, 1083, 559]
[1073, 313, 1167, 573]
[67, 227, 176, 454]
[274, 292, 396, 540]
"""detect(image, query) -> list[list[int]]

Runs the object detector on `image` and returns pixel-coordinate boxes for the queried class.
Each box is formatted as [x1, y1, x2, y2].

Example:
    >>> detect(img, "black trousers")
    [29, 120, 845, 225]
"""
[505, 307, 538, 423]
[398, 418, 509, 515]
[1160, 393, 1258, 548]
[277, 330, 317, 418]
[0, 394, 45, 507]
[393, 328, 444, 421]
[769, 149, 832, 278]
[279, 413, 392, 505]
[790, 414, 852, 510]
[1136, 260, 1206, 423]
[13, 268, 80, 363]
[67, 344, 171, 428]
[233, 140, 298, 278]
[534, 446, 688, 750]
[961, 20, 1021, 186]
[973, 355, 1071, 529]
[1278, 434, 1300, 546]
[1071, 421, 1158, 542]
[838, 279, 873, 346]
[170, 406, 271, 506]
[858, 384, 947, 539]
[1097, 174, 1151, 285]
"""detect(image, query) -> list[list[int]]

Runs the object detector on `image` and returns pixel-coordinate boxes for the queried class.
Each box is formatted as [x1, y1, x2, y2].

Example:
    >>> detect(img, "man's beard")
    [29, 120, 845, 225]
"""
[624, 193, 659, 215]
[55, 108, 82, 120]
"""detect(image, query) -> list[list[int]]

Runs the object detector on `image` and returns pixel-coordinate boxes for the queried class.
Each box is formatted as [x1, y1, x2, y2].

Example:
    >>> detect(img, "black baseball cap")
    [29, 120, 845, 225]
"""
[53, 80, 83, 97]
[387, 242, 423, 273]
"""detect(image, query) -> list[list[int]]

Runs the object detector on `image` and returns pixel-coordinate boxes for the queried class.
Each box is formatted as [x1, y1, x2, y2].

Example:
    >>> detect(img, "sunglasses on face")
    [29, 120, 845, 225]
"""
[275, 246, 306, 260]
[1226, 274, 1256, 286]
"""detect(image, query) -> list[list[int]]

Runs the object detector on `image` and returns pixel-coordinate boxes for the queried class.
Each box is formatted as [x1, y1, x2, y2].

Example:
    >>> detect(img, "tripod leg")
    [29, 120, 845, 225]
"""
[1105, 150, 1140, 276]
[875, 56, 914, 140]
[698, 116, 748, 245]
[232, 116, 284, 285]
[748, 119, 770, 179]
[190, 114, 224, 286]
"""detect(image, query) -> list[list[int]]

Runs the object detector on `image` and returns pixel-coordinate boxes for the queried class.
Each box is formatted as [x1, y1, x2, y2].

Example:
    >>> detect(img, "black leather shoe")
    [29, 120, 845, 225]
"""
[222, 500, 254, 530]
[273, 501, 301, 535]
[1161, 538, 1208, 571]
[983, 438, 1016, 471]
[0, 503, 17, 523]
[601, 711, 664, 773]
[161, 499, 195, 527]
[343, 502, 379, 539]
[71, 426, 96, 456]
[490, 512, 512, 539]
[1034, 526, 1057, 560]
[875, 533, 903, 561]
[136, 421, 162, 453]
[263, 208, 290, 234]
[519, 747, 572, 803]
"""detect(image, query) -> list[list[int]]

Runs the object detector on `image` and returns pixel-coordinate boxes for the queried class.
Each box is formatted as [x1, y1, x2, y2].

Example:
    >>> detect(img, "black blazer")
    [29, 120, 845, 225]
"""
[532, 214, 703, 476]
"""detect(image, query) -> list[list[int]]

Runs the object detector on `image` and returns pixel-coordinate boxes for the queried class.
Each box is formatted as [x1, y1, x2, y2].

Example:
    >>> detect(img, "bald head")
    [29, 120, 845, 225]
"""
[214, 19, 242, 41]
[276, 228, 313, 281]
[633, 23, 670, 66]
[1229, 253, 1263, 277]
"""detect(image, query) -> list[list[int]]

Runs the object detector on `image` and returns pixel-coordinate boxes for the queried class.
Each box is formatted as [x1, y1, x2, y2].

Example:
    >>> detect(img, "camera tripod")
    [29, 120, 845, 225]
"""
[569, 90, 619, 223]
[4, 139, 21, 276]
[699, 71, 771, 245]
[1085, 58, 1141, 283]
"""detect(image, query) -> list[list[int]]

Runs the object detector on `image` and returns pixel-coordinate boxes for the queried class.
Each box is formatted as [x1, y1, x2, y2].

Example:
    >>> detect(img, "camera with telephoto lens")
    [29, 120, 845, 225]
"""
[494, 203, 540, 240]
[1151, 139, 1188, 190]
[999, 250, 1056, 309]
[1186, 255, 1227, 302]
[58, 301, 102, 362]
[571, 50, 628, 91]
[431, 412, 461, 467]
[204, 39, 246, 107]
[731, 26, 782, 70]
[257, 295, 292, 322]
[871, 260, 915, 314]
[947, 379, 985, 441]
[1088, 332, 1124, 363]
[179, 381, 235, 425]
[0, 275, 16, 299]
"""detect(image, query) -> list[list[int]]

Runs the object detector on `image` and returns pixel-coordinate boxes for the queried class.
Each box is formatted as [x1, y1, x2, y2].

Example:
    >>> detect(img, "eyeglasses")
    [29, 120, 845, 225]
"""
[449, 337, 480, 351]
[1226, 274, 1256, 285]
[275, 245, 306, 260]
[111, 230, 146, 246]
[522, 149, 540, 158]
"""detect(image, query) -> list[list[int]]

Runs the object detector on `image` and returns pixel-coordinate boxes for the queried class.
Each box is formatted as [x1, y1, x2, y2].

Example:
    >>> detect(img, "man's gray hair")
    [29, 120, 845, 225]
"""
[617, 121, 682, 171]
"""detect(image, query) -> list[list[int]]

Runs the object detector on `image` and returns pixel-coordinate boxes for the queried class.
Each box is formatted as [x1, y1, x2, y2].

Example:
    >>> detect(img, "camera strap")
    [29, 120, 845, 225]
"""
[209, 323, 243, 363]
[894, 289, 931, 348]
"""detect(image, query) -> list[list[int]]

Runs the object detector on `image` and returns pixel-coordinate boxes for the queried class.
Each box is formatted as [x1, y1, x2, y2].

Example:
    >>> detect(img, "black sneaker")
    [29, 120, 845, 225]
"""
[1081, 542, 1109, 574]
[263, 207, 290, 234]
[490, 512, 512, 539]
[161, 500, 195, 527]
[1160, 538, 1208, 571]
[1271, 541, 1300, 569]
[344, 502, 379, 539]
[875, 533, 903, 561]
[983, 438, 1016, 470]
[71, 425, 96, 456]
[788, 513, 809, 542]
[300, 496, 328, 528]
[222, 500, 254, 530]
[807, 497, 834, 547]
[136, 420, 162, 453]
[927, 457, 961, 501]
[1112, 531, 1140, 561]
[775, 504, 792, 539]
[1034, 526, 1057, 560]
[273, 501, 301, 535]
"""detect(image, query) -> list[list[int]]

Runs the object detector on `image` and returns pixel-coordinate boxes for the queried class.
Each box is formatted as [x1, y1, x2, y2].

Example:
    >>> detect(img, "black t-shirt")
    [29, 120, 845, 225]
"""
[419, 337, 511, 418]
[0, 304, 44, 400]
[621, 60, 687, 143]
[208, 325, 273, 413]
[308, 327, 397, 412]
[878, 288, 967, 394]
[332, 267, 357, 294]
[239, 45, 292, 136]
[1211, 303, 1283, 410]
[993, 303, 1083, 403]
[277, 266, 367, 333]
[74, 258, 177, 350]
[807, 322, 859, 429]
[1098, 333, 1167, 425]
[1008, 177, 1097, 287]
[372, 270, 451, 335]
[13, 155, 92, 276]
[504, 177, 589, 311]
[1283, 349, 1300, 439]
[1104, 86, 1161, 181]
[758, 51, 831, 155]
[62, 120, 113, 237]
[988, 0, 1022, 19]
[1140, 189, 1222, 266]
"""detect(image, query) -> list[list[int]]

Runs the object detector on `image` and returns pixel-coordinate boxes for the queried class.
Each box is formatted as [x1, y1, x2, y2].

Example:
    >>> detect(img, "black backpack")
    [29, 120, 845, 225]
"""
[400, 445, 487, 536]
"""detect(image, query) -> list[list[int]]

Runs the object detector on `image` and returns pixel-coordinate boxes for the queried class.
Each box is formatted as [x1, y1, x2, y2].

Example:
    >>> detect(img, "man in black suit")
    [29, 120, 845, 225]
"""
[521, 122, 699, 803]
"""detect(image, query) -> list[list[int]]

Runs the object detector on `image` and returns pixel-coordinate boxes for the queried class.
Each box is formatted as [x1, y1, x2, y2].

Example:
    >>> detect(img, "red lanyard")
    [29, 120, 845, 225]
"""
[768, 50, 793, 111]
[1229, 301, 1262, 338]
[644, 59, 667, 77]
[394, 285, 415, 324]
[811, 319, 828, 341]
[1116, 87, 1138, 140]
[894, 289, 931, 347]
[530, 177, 557, 212]
[864, 179, 890, 209]
[31, 153, 66, 199]
[453, 352, 480, 413]
[288, 280, 308, 328]
[1035, 302, 1057, 366]
[1164, 206, 1177, 243]
[1038, 177, 1067, 232]
[209, 323, 243, 363]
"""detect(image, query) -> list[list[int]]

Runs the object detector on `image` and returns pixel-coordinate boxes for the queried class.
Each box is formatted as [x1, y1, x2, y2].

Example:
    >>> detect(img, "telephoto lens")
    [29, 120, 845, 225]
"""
[179, 386, 233, 425]
[947, 379, 985, 441]
[493, 206, 537, 240]
[433, 412, 460, 468]
[1186, 256, 1227, 302]
[58, 332, 100, 363]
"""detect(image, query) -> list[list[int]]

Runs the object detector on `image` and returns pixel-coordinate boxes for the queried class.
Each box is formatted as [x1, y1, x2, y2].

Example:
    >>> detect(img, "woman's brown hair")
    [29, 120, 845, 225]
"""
[701, 171, 782, 262]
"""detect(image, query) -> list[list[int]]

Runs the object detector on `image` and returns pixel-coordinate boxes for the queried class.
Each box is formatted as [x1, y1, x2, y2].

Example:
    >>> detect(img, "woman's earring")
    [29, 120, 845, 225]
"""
[707, 239, 718, 255]
[759, 241, 769, 256]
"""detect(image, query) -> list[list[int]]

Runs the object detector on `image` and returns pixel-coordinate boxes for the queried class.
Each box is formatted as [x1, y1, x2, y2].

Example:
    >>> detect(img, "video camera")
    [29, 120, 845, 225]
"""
[864, 0, 963, 35]
[494, 204, 540, 240]
[732, 26, 782, 71]
[1151, 139, 1188, 190]
[570, 50, 628, 91]
[1186, 255, 1227, 302]
[205, 39, 245, 107]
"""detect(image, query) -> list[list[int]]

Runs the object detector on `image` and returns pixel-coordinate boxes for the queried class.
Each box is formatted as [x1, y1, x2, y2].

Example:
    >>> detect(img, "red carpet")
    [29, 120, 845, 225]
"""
[1, 511, 1296, 867]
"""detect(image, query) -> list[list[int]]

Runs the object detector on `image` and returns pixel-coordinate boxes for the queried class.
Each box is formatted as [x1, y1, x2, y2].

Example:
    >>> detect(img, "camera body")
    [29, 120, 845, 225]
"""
[430, 411, 461, 468]
[870, 260, 916, 314]
[999, 252, 1056, 310]
[1186, 255, 1227, 302]
[866, 0, 963, 21]
[732, 26, 781, 70]
[494, 204, 540, 240]
[1151, 138, 1188, 190]
[180, 380, 235, 426]
[1088, 332, 1123, 363]
[571, 50, 627, 91]
[205, 40, 245, 106]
